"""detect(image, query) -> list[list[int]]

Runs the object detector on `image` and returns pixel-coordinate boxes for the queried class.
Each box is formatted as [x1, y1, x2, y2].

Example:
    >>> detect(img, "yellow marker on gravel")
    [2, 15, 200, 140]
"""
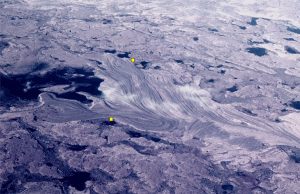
[130, 57, 135, 63]
[108, 116, 114, 122]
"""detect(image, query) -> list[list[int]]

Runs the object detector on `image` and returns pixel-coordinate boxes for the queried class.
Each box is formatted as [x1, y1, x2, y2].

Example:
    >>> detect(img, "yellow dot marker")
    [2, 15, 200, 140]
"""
[108, 116, 114, 122]
[130, 57, 135, 63]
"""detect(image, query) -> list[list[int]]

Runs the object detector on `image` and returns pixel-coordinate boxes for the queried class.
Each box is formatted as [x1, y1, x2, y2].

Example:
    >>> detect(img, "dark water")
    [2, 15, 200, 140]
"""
[0, 174, 20, 193]
[117, 52, 131, 58]
[219, 70, 226, 74]
[239, 26, 246, 30]
[139, 61, 149, 69]
[148, 136, 161, 142]
[239, 108, 257, 116]
[284, 38, 296, 41]
[290, 149, 300, 164]
[285, 46, 300, 54]
[0, 67, 103, 105]
[208, 28, 218, 32]
[104, 49, 116, 54]
[126, 130, 142, 138]
[206, 79, 215, 83]
[222, 184, 234, 191]
[154, 65, 161, 69]
[102, 120, 116, 125]
[248, 17, 258, 26]
[289, 101, 300, 110]
[193, 37, 199, 41]
[246, 47, 267, 56]
[0, 168, 91, 193]
[102, 19, 112, 24]
[174, 59, 183, 64]
[263, 39, 271, 43]
[227, 85, 238, 92]
[62, 172, 91, 191]
[287, 27, 300, 34]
